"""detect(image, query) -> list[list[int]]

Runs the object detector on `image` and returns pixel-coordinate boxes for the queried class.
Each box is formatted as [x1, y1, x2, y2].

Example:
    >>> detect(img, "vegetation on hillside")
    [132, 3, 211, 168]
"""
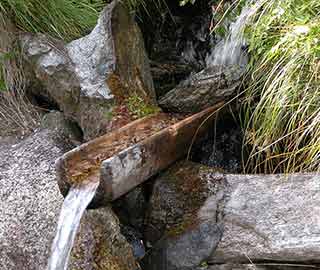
[242, 0, 320, 173]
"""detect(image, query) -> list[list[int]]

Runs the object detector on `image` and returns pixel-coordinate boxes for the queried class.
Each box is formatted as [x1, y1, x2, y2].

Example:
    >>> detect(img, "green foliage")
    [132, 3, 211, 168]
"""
[0, 0, 105, 41]
[0, 69, 5, 91]
[126, 93, 160, 119]
[104, 109, 114, 121]
[209, 0, 247, 38]
[242, 0, 320, 173]
[0, 51, 16, 92]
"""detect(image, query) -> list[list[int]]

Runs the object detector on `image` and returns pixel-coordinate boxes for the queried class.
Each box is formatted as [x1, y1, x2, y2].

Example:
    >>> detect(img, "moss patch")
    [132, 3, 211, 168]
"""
[146, 161, 224, 241]
[126, 93, 160, 119]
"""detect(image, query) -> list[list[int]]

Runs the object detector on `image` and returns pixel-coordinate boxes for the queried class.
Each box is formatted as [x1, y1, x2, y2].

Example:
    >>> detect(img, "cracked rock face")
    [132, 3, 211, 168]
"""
[21, 0, 155, 140]
[143, 162, 320, 269]
[159, 65, 244, 113]
[0, 130, 137, 270]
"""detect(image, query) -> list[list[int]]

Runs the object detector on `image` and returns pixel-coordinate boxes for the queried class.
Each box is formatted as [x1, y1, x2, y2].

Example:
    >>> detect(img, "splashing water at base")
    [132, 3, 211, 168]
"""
[206, 0, 263, 67]
[47, 181, 99, 270]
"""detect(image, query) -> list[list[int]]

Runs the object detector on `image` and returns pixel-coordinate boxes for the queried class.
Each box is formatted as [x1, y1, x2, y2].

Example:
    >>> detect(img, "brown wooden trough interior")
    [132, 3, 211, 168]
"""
[56, 102, 224, 207]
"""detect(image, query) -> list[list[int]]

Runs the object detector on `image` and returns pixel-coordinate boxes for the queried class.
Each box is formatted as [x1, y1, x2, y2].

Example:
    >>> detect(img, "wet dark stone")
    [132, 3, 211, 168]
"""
[120, 225, 146, 261]
[112, 185, 147, 231]
[191, 113, 244, 173]
[142, 161, 228, 270]
[138, 0, 213, 98]
[158, 65, 244, 113]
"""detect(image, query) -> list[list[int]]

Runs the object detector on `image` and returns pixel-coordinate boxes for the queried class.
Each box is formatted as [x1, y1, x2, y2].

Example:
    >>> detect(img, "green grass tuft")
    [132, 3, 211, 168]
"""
[0, 0, 106, 41]
[242, 0, 320, 173]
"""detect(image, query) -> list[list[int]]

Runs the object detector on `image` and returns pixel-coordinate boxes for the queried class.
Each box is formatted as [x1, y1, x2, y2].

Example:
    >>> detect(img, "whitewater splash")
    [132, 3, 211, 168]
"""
[47, 181, 99, 270]
[206, 0, 263, 67]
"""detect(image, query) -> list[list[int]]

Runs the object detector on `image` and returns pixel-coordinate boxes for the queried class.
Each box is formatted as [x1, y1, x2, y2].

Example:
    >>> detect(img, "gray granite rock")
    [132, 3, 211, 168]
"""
[0, 130, 137, 270]
[159, 65, 244, 113]
[210, 173, 320, 263]
[21, 0, 155, 140]
[143, 162, 320, 269]
[41, 110, 83, 145]
[0, 130, 72, 269]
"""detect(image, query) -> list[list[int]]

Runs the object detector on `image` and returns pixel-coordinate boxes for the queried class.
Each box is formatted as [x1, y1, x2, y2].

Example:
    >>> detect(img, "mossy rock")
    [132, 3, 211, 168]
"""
[69, 207, 139, 270]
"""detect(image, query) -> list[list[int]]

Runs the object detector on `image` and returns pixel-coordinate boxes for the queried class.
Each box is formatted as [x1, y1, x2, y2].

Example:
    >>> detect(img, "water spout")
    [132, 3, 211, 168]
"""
[49, 105, 225, 269]
[47, 180, 99, 270]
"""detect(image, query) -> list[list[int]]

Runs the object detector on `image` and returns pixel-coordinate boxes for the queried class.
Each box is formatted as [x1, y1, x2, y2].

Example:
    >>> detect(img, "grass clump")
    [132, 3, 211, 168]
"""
[0, 0, 106, 41]
[242, 0, 320, 173]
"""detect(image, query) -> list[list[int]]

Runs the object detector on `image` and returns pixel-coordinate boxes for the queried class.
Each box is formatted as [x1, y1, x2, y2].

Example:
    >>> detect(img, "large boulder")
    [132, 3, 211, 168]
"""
[143, 162, 320, 269]
[21, 0, 155, 140]
[0, 129, 137, 269]
[159, 65, 243, 113]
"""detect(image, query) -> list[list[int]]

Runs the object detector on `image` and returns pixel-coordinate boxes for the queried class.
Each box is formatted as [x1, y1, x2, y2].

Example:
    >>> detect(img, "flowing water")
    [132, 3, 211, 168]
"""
[47, 181, 99, 270]
[206, 0, 263, 67]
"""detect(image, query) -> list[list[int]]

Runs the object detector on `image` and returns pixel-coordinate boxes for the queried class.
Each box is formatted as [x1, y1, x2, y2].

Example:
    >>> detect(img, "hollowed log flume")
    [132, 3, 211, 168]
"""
[56, 102, 225, 208]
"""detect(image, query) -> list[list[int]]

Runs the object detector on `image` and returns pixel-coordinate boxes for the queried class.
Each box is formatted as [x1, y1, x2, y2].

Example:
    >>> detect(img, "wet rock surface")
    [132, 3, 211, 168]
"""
[113, 186, 148, 261]
[143, 161, 320, 269]
[143, 161, 228, 270]
[21, 0, 155, 140]
[159, 65, 244, 113]
[0, 129, 137, 270]
[191, 113, 243, 173]
[139, 1, 212, 98]
[113, 186, 147, 231]
[70, 207, 138, 270]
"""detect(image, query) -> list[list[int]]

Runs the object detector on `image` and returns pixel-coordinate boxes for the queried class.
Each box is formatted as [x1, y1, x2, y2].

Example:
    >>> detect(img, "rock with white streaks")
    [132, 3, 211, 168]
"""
[21, 0, 155, 140]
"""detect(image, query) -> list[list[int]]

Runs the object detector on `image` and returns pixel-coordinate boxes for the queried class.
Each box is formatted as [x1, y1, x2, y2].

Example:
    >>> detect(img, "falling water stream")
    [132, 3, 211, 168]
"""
[47, 181, 99, 270]
[206, 0, 263, 67]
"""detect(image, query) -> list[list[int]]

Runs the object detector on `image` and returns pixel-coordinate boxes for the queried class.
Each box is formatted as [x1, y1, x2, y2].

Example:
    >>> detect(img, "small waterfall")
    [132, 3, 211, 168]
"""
[47, 180, 99, 270]
[206, 0, 263, 67]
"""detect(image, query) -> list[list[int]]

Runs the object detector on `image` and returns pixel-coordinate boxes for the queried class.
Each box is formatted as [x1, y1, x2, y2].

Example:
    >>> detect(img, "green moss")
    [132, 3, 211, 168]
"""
[104, 110, 114, 121]
[126, 93, 160, 119]
[200, 261, 209, 268]
[166, 213, 199, 238]
[160, 162, 217, 238]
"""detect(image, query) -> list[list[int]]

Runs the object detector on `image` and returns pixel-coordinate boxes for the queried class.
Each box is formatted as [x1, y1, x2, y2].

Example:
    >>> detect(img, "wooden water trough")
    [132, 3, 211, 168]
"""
[56, 102, 224, 207]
